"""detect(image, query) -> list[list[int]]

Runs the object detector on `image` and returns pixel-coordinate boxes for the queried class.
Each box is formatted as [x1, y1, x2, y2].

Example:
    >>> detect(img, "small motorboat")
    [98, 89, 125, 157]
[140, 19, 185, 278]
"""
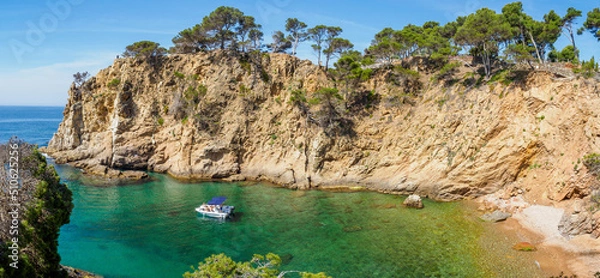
[195, 196, 235, 219]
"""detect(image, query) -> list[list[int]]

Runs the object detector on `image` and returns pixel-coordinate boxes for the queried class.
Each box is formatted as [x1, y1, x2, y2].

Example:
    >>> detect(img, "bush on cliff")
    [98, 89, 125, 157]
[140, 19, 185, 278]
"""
[0, 141, 73, 277]
[583, 152, 600, 176]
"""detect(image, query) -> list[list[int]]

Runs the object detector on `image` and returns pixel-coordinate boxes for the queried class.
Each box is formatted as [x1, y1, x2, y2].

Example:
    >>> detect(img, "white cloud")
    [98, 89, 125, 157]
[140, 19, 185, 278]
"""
[0, 52, 116, 106]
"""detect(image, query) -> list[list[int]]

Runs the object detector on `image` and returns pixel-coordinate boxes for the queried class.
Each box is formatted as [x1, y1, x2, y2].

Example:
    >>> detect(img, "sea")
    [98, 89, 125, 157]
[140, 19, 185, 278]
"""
[0, 106, 64, 146]
[1, 106, 545, 278]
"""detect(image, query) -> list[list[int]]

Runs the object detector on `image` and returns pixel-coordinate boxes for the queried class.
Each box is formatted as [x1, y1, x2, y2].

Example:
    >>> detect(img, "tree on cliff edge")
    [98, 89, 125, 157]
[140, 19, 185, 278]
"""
[579, 8, 600, 41]
[123, 40, 167, 61]
[171, 6, 262, 53]
[285, 18, 308, 56]
[455, 8, 511, 78]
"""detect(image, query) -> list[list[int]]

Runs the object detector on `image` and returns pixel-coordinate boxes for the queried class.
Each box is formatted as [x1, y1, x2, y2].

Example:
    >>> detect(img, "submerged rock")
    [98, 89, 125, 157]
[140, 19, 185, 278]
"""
[480, 210, 512, 222]
[403, 194, 424, 209]
[512, 242, 536, 251]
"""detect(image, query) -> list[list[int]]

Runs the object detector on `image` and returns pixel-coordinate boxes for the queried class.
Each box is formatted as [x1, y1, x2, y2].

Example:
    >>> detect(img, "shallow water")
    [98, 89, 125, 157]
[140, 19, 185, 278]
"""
[54, 164, 543, 278]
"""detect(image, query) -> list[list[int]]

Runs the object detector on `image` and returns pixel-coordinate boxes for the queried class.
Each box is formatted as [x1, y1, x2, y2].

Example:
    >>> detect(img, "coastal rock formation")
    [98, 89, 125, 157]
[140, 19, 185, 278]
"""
[43, 51, 600, 204]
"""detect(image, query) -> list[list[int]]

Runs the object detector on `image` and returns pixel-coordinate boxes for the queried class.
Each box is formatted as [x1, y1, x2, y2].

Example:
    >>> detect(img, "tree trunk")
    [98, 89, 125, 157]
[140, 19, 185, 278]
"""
[292, 37, 299, 56]
[317, 47, 322, 67]
[482, 43, 491, 78]
[569, 29, 579, 60]
[527, 31, 543, 64]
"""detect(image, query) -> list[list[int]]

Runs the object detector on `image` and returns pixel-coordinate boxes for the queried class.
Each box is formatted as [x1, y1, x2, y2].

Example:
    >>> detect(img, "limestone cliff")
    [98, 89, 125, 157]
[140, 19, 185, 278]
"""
[43, 50, 600, 202]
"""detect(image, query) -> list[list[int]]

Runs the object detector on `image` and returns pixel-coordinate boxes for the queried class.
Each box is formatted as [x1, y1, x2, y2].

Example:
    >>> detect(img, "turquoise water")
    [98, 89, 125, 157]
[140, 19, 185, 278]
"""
[55, 165, 533, 278]
[0, 106, 63, 146]
[1, 106, 541, 277]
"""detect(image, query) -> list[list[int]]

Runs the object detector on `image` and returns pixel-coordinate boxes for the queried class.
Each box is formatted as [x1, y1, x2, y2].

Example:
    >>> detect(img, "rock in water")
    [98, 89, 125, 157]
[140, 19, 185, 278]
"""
[480, 210, 512, 222]
[403, 194, 424, 209]
[512, 242, 536, 251]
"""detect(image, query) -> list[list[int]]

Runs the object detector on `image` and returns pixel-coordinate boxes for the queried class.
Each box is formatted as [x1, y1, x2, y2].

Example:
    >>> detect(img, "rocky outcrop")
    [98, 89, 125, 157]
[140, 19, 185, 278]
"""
[558, 199, 600, 239]
[43, 50, 600, 202]
[402, 194, 424, 209]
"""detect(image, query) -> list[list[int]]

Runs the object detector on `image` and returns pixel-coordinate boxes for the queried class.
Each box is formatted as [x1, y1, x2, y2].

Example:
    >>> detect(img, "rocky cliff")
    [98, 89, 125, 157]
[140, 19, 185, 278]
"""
[43, 51, 600, 203]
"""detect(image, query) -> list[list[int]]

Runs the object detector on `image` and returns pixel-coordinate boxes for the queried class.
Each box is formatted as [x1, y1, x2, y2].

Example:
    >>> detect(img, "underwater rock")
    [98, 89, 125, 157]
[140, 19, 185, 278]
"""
[480, 210, 512, 222]
[512, 242, 536, 251]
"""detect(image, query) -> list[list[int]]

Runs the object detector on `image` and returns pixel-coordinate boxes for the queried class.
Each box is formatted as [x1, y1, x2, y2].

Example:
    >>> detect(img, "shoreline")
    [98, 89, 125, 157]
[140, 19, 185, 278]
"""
[498, 204, 600, 277]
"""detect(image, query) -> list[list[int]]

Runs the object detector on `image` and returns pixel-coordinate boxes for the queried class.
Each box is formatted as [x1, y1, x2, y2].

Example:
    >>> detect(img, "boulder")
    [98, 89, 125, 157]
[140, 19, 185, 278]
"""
[512, 242, 536, 251]
[558, 208, 594, 238]
[480, 210, 512, 222]
[403, 194, 424, 209]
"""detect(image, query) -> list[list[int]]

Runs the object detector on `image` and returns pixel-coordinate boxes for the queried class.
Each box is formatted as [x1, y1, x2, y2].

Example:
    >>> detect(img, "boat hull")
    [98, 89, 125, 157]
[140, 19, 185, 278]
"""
[195, 205, 234, 219]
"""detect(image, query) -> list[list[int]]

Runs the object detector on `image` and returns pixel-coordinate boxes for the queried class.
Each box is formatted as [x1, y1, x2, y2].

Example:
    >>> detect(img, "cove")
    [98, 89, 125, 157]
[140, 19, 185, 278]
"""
[55, 163, 542, 278]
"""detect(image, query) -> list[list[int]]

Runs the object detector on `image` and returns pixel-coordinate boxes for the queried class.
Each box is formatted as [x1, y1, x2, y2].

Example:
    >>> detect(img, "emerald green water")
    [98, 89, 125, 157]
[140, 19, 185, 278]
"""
[55, 164, 540, 277]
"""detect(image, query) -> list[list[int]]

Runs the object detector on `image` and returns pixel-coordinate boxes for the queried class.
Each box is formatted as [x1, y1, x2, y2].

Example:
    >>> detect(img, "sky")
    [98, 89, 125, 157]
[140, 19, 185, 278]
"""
[1, 0, 598, 106]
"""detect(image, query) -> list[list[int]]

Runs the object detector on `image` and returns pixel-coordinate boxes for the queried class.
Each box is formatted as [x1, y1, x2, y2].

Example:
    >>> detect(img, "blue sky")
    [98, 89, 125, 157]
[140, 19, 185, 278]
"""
[1, 0, 598, 106]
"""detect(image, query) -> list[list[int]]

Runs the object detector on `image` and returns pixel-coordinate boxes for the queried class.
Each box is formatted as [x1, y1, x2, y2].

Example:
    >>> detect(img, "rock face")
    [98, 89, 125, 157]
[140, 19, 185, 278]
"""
[43, 50, 600, 201]
[403, 194, 424, 209]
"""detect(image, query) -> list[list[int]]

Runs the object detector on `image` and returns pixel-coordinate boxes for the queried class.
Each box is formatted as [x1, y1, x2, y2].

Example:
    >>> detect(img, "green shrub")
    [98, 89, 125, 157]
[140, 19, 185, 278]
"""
[157, 117, 164, 126]
[289, 89, 307, 105]
[183, 253, 330, 278]
[260, 69, 270, 83]
[573, 57, 599, 78]
[394, 65, 419, 78]
[240, 59, 251, 74]
[184, 85, 205, 104]
[239, 84, 251, 95]
[434, 62, 460, 81]
[197, 84, 207, 96]
[583, 153, 600, 176]
[488, 69, 513, 86]
[174, 71, 185, 79]
[107, 78, 121, 88]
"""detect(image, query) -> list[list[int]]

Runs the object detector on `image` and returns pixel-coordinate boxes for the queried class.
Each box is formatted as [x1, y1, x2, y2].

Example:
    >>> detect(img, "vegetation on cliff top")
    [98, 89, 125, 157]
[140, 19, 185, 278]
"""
[119, 3, 599, 81]
[0, 138, 74, 277]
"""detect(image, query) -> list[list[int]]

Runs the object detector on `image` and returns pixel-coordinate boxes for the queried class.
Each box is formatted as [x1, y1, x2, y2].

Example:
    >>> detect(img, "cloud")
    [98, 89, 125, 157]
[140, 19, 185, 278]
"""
[0, 52, 116, 106]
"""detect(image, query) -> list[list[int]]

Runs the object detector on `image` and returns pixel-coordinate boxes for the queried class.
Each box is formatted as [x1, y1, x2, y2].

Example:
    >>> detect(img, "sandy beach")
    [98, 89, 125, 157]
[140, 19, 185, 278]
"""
[500, 205, 600, 277]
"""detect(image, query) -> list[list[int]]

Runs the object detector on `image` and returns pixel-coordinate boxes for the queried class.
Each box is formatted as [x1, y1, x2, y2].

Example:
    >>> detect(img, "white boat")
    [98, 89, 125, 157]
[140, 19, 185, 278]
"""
[195, 196, 235, 219]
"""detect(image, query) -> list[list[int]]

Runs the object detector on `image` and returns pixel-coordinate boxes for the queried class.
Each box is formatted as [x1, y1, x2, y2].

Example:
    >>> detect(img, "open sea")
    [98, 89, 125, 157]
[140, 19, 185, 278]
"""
[0, 106, 64, 146]
[2, 106, 544, 277]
